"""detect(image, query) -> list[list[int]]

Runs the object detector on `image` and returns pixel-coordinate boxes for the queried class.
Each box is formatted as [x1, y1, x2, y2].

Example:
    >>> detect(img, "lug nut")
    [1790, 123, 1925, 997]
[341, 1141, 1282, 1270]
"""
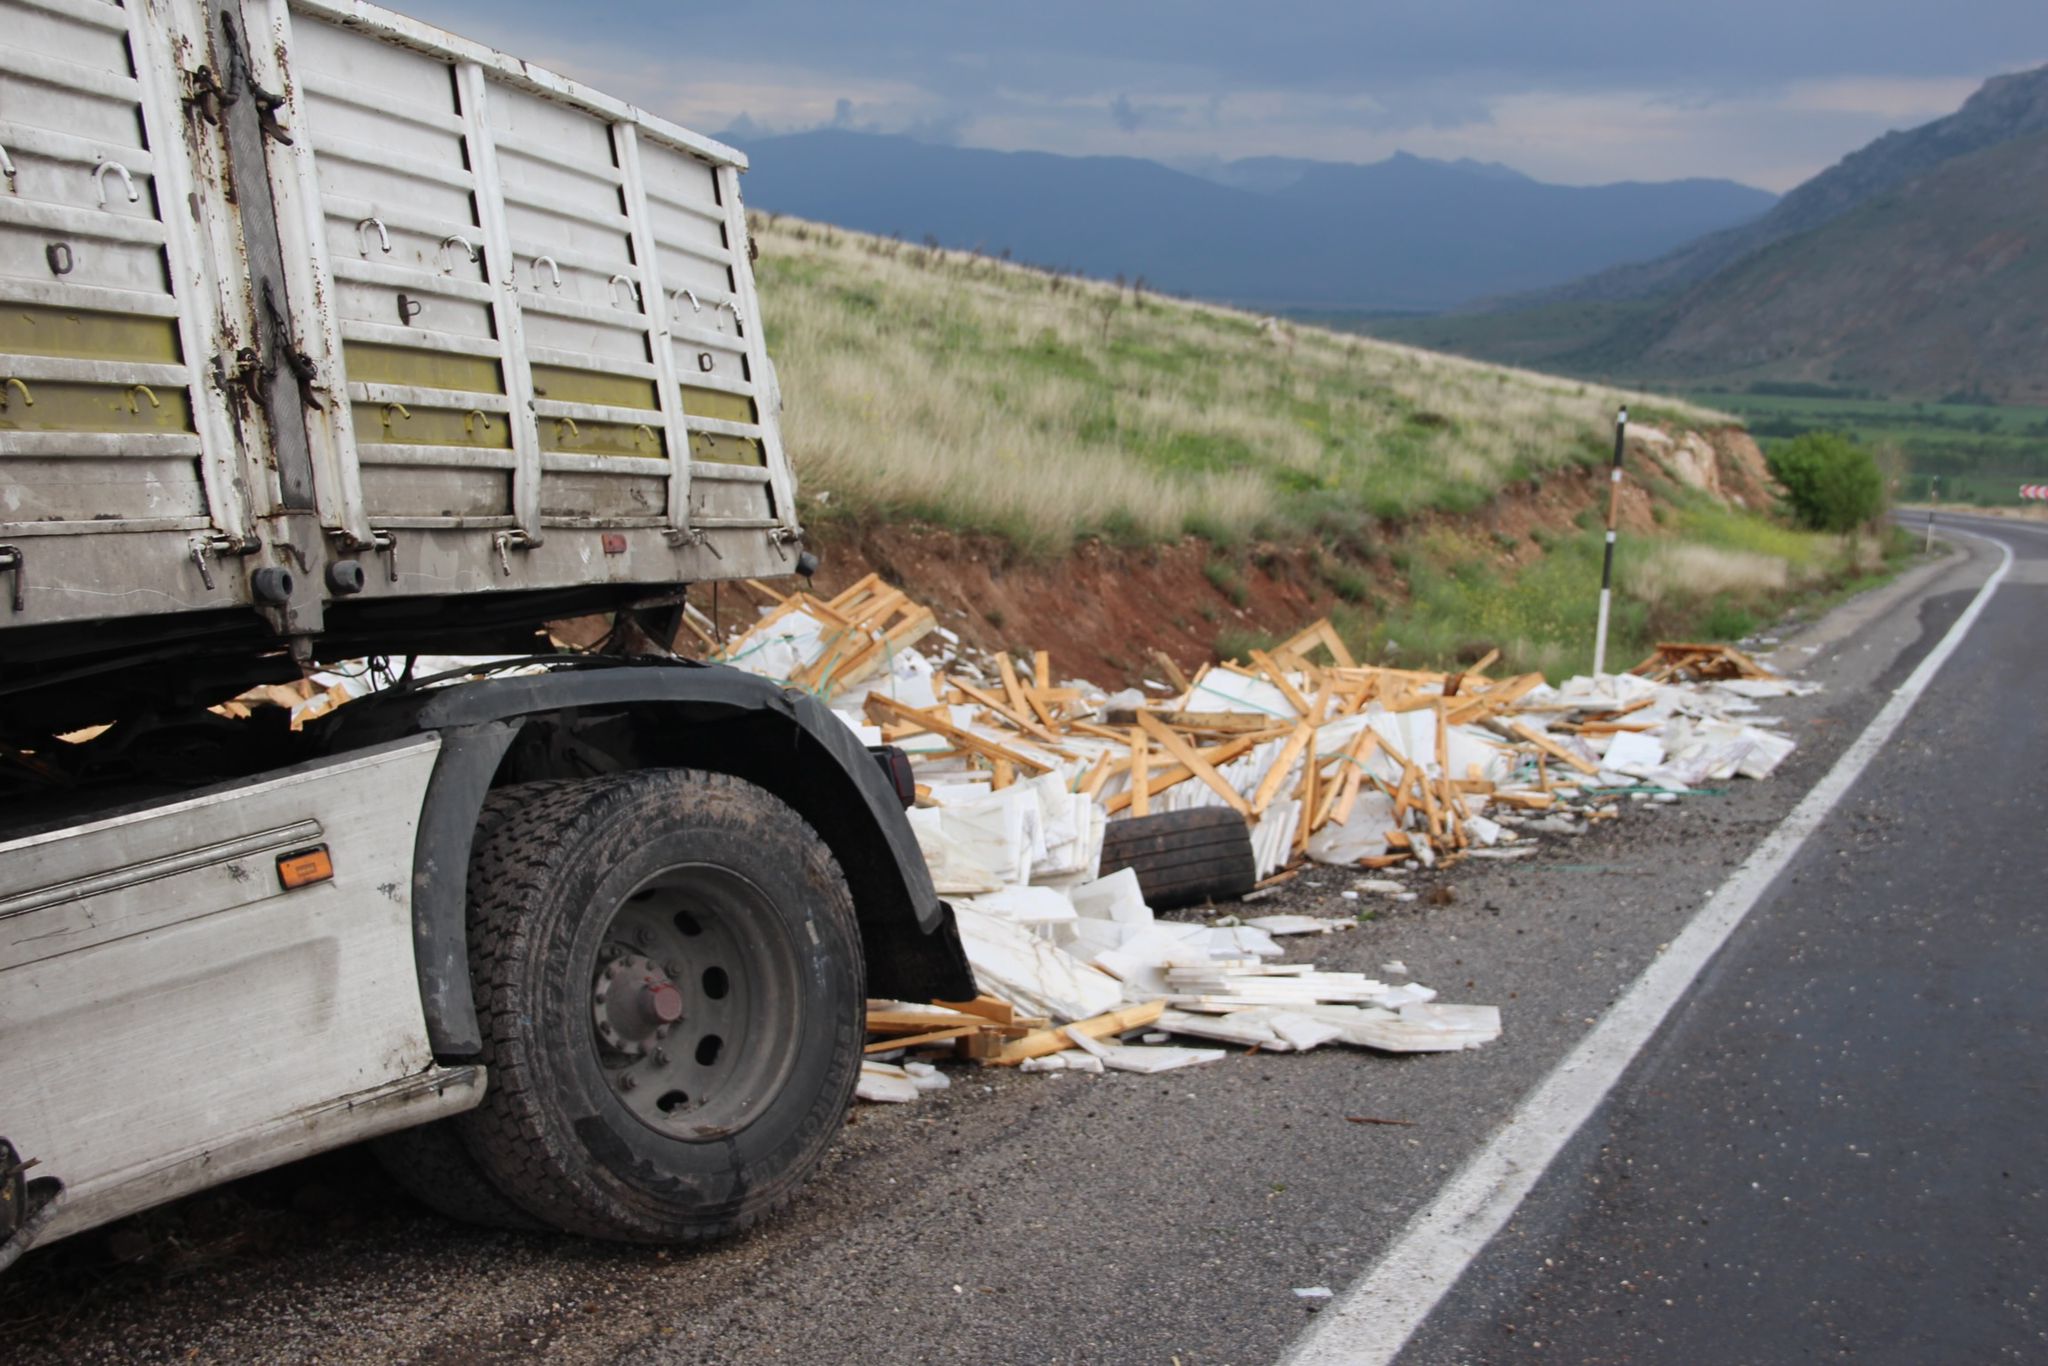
[619, 1073, 637, 1092]
[653, 1049, 669, 1067]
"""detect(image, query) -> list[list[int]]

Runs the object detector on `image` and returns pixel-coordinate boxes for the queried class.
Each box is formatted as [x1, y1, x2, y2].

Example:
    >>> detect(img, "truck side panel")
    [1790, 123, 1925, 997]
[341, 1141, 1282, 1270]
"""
[0, 736, 475, 1242]
[1, 0, 807, 642]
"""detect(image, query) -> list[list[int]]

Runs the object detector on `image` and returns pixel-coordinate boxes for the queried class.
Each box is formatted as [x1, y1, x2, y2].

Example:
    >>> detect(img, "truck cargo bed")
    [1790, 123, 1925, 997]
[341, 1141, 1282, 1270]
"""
[1, 0, 803, 716]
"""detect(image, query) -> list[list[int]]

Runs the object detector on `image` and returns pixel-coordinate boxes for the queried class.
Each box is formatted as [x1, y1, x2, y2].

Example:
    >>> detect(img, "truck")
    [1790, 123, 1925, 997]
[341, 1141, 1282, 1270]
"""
[0, 0, 971, 1264]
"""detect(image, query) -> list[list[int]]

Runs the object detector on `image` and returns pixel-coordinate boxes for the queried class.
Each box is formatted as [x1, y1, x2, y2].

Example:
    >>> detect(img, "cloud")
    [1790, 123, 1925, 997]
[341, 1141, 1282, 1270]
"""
[1780, 74, 1990, 119]
[379, 0, 2047, 188]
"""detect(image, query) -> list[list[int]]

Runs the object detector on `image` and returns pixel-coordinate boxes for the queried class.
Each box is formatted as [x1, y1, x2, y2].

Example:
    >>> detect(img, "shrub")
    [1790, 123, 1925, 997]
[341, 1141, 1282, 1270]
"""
[1767, 431, 1885, 532]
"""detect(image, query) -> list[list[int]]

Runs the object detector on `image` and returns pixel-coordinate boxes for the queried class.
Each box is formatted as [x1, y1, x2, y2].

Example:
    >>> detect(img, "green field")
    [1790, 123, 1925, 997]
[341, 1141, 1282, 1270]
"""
[1682, 388, 2048, 505]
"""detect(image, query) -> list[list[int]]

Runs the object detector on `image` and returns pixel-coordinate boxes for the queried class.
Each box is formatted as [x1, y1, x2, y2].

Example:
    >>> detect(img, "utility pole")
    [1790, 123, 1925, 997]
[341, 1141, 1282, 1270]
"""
[1592, 406, 1627, 677]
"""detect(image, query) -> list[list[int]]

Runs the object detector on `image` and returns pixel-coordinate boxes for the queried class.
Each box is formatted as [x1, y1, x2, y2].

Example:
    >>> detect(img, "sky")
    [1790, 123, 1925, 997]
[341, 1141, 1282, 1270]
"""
[396, 1, 2046, 192]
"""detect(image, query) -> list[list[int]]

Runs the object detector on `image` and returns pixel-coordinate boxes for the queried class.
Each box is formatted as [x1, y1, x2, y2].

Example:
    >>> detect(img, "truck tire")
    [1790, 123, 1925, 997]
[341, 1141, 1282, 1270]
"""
[455, 770, 865, 1242]
[370, 1119, 545, 1231]
[1098, 808, 1257, 909]
[370, 784, 573, 1231]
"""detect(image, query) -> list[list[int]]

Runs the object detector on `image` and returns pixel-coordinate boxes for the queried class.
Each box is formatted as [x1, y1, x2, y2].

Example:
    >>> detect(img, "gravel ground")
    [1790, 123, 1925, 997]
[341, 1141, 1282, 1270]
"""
[0, 540, 1980, 1366]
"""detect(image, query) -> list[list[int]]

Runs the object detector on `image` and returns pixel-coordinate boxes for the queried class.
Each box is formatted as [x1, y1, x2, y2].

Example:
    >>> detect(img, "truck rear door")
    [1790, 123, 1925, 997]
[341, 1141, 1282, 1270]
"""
[0, 0, 257, 623]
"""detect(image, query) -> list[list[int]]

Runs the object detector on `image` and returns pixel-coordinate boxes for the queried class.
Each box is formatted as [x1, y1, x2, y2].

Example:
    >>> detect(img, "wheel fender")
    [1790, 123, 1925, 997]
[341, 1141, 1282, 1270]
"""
[378, 665, 972, 1059]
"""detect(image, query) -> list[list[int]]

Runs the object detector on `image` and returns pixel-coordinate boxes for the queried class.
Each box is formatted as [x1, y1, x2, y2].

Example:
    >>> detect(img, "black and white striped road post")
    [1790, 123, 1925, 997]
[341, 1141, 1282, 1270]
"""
[1592, 405, 1628, 677]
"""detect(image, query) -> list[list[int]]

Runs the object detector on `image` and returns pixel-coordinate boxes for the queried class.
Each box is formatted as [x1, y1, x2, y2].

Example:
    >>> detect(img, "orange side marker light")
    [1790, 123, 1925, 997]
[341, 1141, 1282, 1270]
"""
[277, 845, 334, 890]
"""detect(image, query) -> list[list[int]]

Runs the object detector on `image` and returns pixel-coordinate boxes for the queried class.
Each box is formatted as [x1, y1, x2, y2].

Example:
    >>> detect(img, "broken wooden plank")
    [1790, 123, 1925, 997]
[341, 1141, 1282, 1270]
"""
[1252, 721, 1317, 815]
[1248, 649, 1314, 717]
[1136, 710, 1255, 816]
[1508, 720, 1600, 776]
[865, 694, 1055, 774]
[1149, 648, 1193, 694]
[1129, 727, 1150, 819]
[863, 1026, 976, 1054]
[988, 1001, 1167, 1066]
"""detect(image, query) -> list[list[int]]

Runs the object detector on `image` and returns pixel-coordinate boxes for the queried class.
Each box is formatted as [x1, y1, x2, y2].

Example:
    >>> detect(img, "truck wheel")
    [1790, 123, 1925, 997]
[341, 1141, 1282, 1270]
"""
[456, 770, 864, 1242]
[1098, 807, 1257, 909]
[371, 1120, 545, 1231]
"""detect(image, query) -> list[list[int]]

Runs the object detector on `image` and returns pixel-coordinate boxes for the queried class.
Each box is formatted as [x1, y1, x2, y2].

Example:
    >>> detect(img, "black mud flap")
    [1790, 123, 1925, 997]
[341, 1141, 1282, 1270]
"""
[0, 1137, 63, 1275]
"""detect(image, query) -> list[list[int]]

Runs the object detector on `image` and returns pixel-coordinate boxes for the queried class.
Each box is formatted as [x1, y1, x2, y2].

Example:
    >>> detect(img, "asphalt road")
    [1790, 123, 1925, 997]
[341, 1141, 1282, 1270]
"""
[1, 520, 2029, 1365]
[1390, 512, 2048, 1365]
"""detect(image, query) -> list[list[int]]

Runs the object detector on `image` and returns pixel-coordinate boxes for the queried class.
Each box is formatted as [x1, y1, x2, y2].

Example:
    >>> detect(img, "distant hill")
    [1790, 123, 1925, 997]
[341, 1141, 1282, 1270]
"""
[1363, 65, 2048, 403]
[1510, 64, 2048, 308]
[1611, 131, 2048, 403]
[727, 131, 1774, 313]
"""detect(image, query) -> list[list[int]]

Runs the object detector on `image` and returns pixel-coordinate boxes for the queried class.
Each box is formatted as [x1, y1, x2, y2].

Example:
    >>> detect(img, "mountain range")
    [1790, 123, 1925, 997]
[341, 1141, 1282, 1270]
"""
[1372, 65, 2048, 402]
[725, 132, 1775, 314]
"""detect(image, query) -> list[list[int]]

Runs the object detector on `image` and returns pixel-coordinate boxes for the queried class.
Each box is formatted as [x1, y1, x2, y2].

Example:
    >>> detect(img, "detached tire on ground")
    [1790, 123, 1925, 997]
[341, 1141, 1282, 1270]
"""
[1098, 808, 1257, 909]
[455, 770, 865, 1243]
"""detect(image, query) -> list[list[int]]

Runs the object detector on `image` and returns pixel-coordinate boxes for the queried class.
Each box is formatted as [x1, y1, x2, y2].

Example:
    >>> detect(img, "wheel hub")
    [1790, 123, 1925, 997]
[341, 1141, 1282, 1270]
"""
[591, 952, 683, 1057]
[588, 869, 804, 1140]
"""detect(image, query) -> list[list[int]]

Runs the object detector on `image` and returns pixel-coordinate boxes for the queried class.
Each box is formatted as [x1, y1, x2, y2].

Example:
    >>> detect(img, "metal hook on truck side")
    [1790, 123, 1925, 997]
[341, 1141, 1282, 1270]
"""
[0, 143, 16, 192]
[608, 274, 641, 309]
[356, 217, 390, 256]
[1, 377, 33, 410]
[531, 256, 561, 290]
[438, 234, 476, 273]
[94, 160, 139, 207]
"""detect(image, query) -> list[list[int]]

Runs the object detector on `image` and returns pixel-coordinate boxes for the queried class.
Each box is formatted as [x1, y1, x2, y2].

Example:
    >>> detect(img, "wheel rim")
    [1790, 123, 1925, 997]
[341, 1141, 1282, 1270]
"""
[589, 862, 805, 1141]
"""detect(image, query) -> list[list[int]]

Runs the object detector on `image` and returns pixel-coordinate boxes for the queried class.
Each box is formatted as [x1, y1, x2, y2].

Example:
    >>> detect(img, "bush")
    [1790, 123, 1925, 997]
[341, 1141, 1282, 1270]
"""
[1767, 431, 1886, 532]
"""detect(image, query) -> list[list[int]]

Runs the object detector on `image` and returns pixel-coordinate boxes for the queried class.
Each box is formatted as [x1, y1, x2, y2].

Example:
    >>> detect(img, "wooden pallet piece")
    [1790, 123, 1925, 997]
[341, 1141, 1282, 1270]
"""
[1252, 721, 1317, 815]
[1247, 649, 1314, 717]
[865, 695, 1055, 774]
[1129, 727, 1150, 818]
[1101, 730, 1281, 815]
[987, 1001, 1167, 1066]
[1509, 721, 1601, 776]
[1136, 711, 1255, 816]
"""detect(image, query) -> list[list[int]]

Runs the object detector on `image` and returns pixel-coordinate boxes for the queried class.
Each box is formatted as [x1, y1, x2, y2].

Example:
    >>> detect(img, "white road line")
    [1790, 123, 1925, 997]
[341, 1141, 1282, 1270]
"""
[1284, 533, 2017, 1366]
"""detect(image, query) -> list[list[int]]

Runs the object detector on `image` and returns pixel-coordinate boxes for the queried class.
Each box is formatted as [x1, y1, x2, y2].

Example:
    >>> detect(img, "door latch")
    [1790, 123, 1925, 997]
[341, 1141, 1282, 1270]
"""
[0, 545, 24, 612]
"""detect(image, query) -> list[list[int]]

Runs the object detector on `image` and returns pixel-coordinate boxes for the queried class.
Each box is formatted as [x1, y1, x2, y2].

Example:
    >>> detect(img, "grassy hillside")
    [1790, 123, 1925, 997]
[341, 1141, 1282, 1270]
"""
[751, 214, 1728, 553]
[748, 213, 1910, 677]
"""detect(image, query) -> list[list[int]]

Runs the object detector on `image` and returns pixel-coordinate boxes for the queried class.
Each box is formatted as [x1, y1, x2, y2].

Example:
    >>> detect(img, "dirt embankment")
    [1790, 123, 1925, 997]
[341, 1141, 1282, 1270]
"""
[756, 427, 1770, 687]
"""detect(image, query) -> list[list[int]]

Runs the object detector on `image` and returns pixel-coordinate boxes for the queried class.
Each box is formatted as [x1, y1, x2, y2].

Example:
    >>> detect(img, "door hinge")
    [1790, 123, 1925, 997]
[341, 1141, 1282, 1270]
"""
[188, 13, 293, 145]
[491, 529, 540, 575]
[187, 532, 261, 592]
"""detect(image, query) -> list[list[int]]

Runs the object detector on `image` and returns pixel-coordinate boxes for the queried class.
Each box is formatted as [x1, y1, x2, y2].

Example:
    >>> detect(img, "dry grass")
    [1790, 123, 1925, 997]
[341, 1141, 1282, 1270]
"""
[1625, 542, 1792, 609]
[750, 214, 1731, 551]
